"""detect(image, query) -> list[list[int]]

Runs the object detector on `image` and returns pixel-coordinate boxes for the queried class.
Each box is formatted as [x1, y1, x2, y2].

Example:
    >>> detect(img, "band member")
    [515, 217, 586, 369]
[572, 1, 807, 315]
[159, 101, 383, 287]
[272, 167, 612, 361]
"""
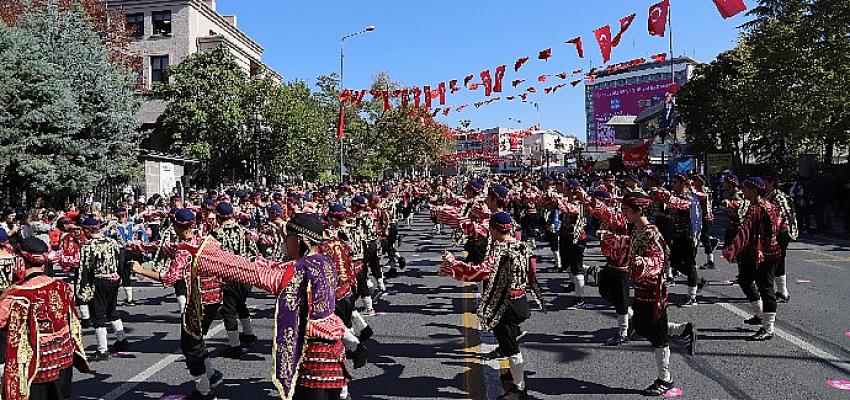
[723, 178, 782, 341]
[764, 173, 798, 303]
[0, 238, 90, 400]
[554, 179, 589, 309]
[105, 207, 149, 305]
[132, 209, 224, 399]
[352, 196, 379, 315]
[440, 212, 544, 400]
[599, 193, 696, 396]
[77, 217, 129, 360]
[692, 176, 719, 270]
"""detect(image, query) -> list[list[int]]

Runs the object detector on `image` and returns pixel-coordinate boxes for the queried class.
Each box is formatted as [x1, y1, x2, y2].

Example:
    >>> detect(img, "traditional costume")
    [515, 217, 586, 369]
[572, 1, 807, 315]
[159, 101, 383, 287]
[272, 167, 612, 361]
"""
[764, 173, 798, 303]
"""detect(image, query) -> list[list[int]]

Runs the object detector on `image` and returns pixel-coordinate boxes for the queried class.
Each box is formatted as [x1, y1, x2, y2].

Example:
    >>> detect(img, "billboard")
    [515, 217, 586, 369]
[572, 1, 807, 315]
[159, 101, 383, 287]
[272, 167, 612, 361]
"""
[592, 80, 670, 145]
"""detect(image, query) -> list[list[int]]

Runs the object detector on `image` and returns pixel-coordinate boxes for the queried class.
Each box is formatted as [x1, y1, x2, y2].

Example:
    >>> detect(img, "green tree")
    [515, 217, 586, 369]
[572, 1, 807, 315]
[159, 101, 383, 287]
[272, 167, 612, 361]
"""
[0, 3, 140, 203]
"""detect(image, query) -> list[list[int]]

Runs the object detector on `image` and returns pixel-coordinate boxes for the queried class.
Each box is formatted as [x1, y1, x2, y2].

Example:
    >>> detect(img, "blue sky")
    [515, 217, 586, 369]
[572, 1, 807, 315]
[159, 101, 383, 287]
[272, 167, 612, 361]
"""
[217, 0, 750, 141]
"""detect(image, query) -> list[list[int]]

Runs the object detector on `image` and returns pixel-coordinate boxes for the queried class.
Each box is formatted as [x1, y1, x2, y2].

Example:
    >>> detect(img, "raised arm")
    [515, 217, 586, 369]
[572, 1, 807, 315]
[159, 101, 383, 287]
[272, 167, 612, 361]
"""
[193, 239, 295, 294]
[439, 252, 495, 282]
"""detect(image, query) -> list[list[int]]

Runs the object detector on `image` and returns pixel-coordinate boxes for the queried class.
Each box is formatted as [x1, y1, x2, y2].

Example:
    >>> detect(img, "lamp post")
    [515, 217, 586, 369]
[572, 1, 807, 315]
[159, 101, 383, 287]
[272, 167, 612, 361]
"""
[339, 25, 375, 181]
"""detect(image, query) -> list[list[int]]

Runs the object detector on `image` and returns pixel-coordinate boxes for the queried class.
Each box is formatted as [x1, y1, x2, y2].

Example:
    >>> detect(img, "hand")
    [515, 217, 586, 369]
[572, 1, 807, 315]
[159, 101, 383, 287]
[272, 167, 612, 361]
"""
[130, 260, 144, 274]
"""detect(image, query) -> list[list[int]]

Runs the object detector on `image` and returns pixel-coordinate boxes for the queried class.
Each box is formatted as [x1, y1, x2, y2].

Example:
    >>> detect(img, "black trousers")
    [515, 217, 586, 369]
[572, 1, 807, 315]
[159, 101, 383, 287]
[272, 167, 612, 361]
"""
[775, 231, 791, 277]
[364, 240, 381, 281]
[90, 279, 120, 328]
[670, 236, 698, 287]
[181, 303, 221, 377]
[545, 231, 559, 253]
[335, 295, 355, 329]
[118, 249, 145, 287]
[221, 281, 252, 332]
[558, 233, 585, 275]
[599, 267, 630, 315]
[700, 219, 715, 255]
[632, 300, 669, 348]
[293, 387, 342, 400]
[174, 279, 188, 297]
[739, 258, 779, 313]
[355, 262, 370, 298]
[493, 296, 530, 357]
[29, 367, 73, 400]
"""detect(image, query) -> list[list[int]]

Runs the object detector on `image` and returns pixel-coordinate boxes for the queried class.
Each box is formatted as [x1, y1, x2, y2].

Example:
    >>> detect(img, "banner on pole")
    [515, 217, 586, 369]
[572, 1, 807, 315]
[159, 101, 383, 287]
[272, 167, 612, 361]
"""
[706, 153, 734, 175]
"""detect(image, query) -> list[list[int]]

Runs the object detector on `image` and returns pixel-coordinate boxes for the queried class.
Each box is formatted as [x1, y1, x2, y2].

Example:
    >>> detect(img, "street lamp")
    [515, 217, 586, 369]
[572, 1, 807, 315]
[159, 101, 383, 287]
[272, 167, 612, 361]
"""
[339, 25, 375, 181]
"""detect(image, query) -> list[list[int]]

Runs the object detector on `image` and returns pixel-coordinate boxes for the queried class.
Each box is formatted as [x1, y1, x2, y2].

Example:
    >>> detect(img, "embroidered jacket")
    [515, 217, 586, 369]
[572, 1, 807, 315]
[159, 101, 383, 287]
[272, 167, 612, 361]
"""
[723, 198, 782, 266]
[600, 224, 669, 320]
[77, 236, 121, 302]
[765, 189, 799, 240]
[441, 240, 544, 331]
[0, 274, 89, 399]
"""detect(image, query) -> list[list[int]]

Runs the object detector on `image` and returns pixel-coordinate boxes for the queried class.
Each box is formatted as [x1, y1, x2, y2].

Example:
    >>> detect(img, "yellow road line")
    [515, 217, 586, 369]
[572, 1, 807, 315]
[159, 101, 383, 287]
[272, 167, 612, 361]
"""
[803, 259, 850, 262]
[803, 259, 842, 270]
[461, 282, 485, 399]
[803, 250, 846, 260]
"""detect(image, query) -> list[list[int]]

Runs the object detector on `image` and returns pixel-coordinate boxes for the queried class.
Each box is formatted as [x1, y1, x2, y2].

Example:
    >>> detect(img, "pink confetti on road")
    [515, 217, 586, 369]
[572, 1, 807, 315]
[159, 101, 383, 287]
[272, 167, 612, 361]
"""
[796, 279, 812, 283]
[663, 387, 684, 397]
[827, 379, 850, 391]
[844, 331, 850, 338]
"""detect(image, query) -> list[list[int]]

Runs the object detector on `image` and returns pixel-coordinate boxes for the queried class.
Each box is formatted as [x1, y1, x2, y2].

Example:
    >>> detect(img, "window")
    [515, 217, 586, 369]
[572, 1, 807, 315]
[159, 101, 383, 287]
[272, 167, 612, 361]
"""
[126, 13, 144, 38]
[150, 55, 169, 84]
[152, 11, 172, 36]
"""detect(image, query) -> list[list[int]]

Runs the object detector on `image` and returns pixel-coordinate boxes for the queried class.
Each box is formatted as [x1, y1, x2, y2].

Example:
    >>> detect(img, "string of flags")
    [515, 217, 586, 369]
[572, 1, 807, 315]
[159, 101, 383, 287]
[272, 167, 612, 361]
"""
[338, 0, 748, 113]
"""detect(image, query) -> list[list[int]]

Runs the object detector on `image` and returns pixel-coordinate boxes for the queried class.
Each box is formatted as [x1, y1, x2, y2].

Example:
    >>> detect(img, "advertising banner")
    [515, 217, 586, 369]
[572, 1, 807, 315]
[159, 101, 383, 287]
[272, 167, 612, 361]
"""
[592, 80, 670, 146]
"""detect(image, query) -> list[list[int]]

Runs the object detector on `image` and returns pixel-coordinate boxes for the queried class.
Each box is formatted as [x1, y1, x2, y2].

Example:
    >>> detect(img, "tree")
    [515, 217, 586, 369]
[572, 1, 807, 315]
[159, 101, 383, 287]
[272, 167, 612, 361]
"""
[0, 3, 141, 203]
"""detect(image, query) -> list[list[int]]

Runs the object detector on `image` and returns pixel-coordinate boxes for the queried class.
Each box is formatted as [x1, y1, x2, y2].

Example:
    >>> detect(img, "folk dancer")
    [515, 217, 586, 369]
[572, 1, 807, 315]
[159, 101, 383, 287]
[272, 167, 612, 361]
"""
[692, 176, 719, 270]
[105, 207, 149, 305]
[764, 173, 798, 303]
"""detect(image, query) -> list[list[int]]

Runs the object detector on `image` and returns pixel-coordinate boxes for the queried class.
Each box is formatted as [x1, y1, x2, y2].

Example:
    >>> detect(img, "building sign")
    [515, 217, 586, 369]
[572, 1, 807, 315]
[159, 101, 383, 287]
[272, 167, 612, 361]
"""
[592, 81, 670, 146]
[707, 153, 734, 174]
[159, 162, 176, 196]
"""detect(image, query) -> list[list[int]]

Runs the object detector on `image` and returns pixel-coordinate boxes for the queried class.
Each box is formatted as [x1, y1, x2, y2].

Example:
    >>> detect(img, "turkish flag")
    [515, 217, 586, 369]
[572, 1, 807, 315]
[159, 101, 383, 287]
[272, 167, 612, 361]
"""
[593, 25, 613, 63]
[480, 69, 493, 96]
[463, 74, 474, 87]
[566, 37, 584, 58]
[648, 0, 669, 37]
[412, 87, 421, 108]
[538, 74, 550, 83]
[437, 82, 446, 105]
[570, 79, 582, 87]
[350, 90, 366, 105]
[519, 93, 528, 101]
[506, 96, 515, 101]
[337, 105, 345, 139]
[338, 89, 352, 102]
[423, 85, 431, 108]
[713, 0, 747, 19]
[442, 108, 450, 116]
[512, 79, 525, 87]
[371, 90, 390, 110]
[651, 52, 668, 63]
[538, 48, 552, 60]
[494, 65, 506, 93]
[612, 14, 636, 47]
[514, 56, 529, 71]
[393, 89, 409, 108]
[572, 69, 583, 75]
[469, 83, 480, 90]
[449, 79, 460, 93]
[456, 105, 467, 112]
[526, 87, 537, 93]
[556, 72, 568, 79]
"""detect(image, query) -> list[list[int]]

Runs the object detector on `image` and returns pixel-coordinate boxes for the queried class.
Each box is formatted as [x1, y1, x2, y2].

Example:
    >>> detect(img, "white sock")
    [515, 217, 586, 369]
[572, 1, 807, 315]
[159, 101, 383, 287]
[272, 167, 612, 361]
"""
[508, 353, 526, 391]
[655, 347, 671, 382]
[193, 374, 211, 395]
[687, 285, 698, 298]
[352, 310, 367, 334]
[227, 330, 240, 347]
[707, 253, 715, 263]
[572, 274, 585, 298]
[79, 304, 90, 320]
[95, 327, 108, 353]
[340, 385, 349, 399]
[362, 296, 375, 312]
[366, 277, 376, 291]
[751, 300, 764, 319]
[763, 312, 776, 334]
[617, 314, 629, 336]
[378, 278, 386, 291]
[124, 286, 134, 302]
[204, 358, 216, 379]
[343, 329, 360, 352]
[776, 275, 789, 296]
[553, 251, 561, 270]
[667, 322, 685, 336]
[111, 320, 126, 341]
[240, 318, 254, 336]
[177, 295, 187, 313]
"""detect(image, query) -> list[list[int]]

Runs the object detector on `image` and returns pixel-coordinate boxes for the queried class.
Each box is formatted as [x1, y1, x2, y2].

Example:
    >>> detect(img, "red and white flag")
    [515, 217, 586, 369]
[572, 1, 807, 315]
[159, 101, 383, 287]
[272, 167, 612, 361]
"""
[494, 65, 507, 93]
[612, 14, 636, 47]
[514, 56, 529, 71]
[566, 37, 584, 58]
[713, 0, 747, 19]
[648, 0, 669, 37]
[593, 25, 613, 64]
[480, 69, 493, 96]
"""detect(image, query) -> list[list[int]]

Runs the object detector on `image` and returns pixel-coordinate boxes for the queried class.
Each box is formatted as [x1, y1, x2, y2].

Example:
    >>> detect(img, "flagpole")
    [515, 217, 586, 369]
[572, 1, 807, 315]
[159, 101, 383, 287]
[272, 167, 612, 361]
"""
[669, 0, 675, 84]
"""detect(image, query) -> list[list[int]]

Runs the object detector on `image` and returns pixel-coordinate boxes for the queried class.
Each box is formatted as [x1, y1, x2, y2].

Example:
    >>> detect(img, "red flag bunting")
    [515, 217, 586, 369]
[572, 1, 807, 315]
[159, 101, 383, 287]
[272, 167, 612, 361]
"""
[411, 87, 421, 108]
[514, 56, 530, 71]
[463, 75, 474, 87]
[544, 87, 553, 94]
[519, 93, 528, 100]
[538, 74, 550, 83]
[337, 105, 345, 139]
[449, 79, 460, 93]
[572, 69, 584, 75]
[538, 48, 552, 60]
[556, 72, 568, 79]
[594, 25, 613, 63]
[526, 87, 537, 93]
[351, 90, 367, 105]
[612, 13, 636, 47]
[651, 52, 668, 63]
[456, 105, 467, 112]
[474, 101, 484, 108]
[566, 37, 584, 58]
[648, 0, 669, 37]
[480, 69, 493, 96]
[469, 83, 480, 90]
[442, 108, 450, 116]
[512, 79, 525, 88]
[437, 82, 447, 105]
[506, 96, 515, 101]
[713, 0, 747, 19]
[339, 89, 352, 102]
[494, 65, 506, 93]
[424, 85, 432, 108]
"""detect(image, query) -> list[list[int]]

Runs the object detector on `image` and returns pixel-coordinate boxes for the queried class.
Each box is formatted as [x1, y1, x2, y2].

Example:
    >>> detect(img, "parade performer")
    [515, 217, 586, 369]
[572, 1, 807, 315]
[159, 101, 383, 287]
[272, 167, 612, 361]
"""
[380, 185, 404, 279]
[77, 217, 129, 360]
[692, 176, 719, 270]
[541, 176, 562, 272]
[131, 209, 224, 400]
[764, 173, 798, 303]
[553, 179, 589, 309]
[351, 195, 381, 314]
[0, 238, 90, 400]
[440, 212, 544, 400]
[105, 207, 148, 305]
[210, 202, 259, 358]
[187, 213, 349, 400]
[0, 229, 16, 292]
[598, 193, 696, 396]
[651, 175, 706, 307]
[151, 208, 187, 313]
[258, 204, 288, 261]
[722, 178, 782, 341]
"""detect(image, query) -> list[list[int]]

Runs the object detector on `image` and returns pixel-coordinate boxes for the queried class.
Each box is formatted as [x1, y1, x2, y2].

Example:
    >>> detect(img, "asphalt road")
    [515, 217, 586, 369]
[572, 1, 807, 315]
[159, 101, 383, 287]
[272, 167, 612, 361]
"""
[72, 212, 850, 399]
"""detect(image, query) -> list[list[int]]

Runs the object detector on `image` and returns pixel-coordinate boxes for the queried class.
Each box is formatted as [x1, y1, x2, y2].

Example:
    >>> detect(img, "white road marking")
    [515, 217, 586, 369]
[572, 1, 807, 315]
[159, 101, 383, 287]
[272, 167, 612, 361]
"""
[99, 323, 226, 400]
[718, 303, 850, 375]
